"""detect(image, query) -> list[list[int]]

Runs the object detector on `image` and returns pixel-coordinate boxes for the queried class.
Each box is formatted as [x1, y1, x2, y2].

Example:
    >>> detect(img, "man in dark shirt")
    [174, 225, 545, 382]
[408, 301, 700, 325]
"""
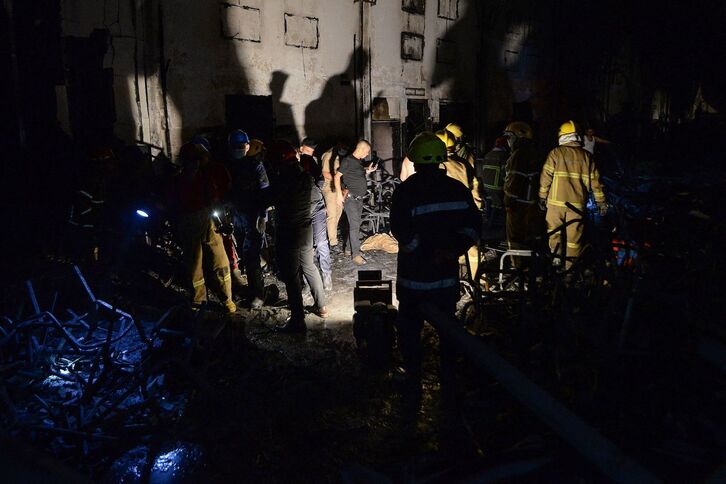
[299, 138, 332, 290]
[335, 140, 376, 265]
[261, 141, 327, 332]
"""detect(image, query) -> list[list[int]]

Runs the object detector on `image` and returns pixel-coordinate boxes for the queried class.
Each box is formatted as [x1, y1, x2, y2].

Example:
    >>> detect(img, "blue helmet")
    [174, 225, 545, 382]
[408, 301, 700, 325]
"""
[192, 134, 211, 153]
[228, 129, 250, 149]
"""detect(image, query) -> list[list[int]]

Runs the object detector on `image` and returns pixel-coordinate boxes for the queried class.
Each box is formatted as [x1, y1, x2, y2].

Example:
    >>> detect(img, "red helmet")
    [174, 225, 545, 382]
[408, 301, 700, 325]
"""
[266, 140, 298, 168]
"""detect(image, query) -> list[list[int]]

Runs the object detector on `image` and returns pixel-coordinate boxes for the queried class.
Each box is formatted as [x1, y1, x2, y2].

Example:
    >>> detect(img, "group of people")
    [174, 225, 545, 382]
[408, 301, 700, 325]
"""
[167, 118, 606, 351]
[390, 120, 608, 398]
[478, 120, 608, 271]
[166, 130, 378, 332]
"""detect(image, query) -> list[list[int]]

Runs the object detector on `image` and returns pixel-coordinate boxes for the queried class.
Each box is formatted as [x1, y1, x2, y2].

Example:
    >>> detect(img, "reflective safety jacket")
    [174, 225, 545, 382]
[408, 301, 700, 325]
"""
[443, 153, 483, 210]
[503, 138, 539, 206]
[539, 142, 605, 209]
[391, 169, 481, 303]
[478, 148, 509, 196]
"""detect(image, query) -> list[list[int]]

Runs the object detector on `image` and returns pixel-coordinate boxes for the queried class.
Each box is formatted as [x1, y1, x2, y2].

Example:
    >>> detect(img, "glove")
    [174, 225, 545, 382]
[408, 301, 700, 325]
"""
[538, 198, 547, 211]
[256, 216, 266, 234]
[597, 202, 609, 216]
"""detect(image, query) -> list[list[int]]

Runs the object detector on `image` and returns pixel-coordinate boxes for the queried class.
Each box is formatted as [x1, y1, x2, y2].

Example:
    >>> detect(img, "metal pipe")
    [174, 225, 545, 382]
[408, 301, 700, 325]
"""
[419, 302, 661, 484]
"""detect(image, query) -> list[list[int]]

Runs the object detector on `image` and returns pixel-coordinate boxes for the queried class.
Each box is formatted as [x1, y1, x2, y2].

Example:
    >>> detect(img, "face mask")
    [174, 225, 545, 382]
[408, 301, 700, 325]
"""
[506, 136, 516, 149]
[231, 149, 245, 160]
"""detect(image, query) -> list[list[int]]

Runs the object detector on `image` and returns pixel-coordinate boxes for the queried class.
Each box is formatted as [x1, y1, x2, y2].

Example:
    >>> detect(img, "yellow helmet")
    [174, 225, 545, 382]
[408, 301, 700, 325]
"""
[504, 121, 533, 140]
[445, 123, 463, 140]
[407, 132, 447, 164]
[558, 120, 577, 137]
[435, 129, 456, 151]
[247, 138, 264, 157]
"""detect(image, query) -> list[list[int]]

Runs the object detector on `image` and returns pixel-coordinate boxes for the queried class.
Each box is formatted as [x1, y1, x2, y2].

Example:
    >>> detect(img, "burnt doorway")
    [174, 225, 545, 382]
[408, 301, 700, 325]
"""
[372, 121, 402, 176]
[225, 94, 274, 142]
[404, 99, 431, 151]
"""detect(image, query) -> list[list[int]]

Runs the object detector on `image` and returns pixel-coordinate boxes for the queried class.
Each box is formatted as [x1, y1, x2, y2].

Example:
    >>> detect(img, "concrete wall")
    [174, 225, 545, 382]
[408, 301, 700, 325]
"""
[58, 0, 479, 157]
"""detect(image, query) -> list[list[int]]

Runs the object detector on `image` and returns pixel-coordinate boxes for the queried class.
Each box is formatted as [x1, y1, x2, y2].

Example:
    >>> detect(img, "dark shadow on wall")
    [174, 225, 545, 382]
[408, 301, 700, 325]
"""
[115, 0, 251, 153]
[303, 46, 368, 144]
[270, 71, 297, 144]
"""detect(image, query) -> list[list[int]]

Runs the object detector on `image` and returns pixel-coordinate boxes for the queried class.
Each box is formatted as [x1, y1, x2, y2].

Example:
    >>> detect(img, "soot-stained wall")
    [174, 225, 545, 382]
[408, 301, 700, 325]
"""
[57, 0, 480, 157]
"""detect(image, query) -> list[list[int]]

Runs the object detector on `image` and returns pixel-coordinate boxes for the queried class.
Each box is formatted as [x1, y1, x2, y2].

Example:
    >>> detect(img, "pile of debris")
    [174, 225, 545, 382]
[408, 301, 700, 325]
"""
[0, 265, 202, 478]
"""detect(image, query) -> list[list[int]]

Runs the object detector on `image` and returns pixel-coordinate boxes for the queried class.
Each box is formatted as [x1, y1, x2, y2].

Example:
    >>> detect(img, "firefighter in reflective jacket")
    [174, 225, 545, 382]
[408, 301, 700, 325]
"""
[502, 121, 540, 267]
[479, 136, 510, 228]
[437, 129, 483, 281]
[391, 132, 481, 395]
[539, 120, 607, 269]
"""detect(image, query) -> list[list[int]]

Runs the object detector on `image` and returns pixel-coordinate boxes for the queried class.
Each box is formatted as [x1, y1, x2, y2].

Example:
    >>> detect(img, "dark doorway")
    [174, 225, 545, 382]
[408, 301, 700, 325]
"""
[404, 99, 431, 149]
[372, 121, 402, 175]
[225, 94, 274, 141]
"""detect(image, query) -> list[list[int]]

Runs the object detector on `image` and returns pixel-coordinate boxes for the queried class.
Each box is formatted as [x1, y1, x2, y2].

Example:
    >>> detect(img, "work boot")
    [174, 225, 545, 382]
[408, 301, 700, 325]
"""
[311, 306, 328, 318]
[276, 315, 307, 333]
[353, 255, 367, 266]
[322, 272, 333, 291]
[250, 297, 264, 309]
[224, 300, 237, 314]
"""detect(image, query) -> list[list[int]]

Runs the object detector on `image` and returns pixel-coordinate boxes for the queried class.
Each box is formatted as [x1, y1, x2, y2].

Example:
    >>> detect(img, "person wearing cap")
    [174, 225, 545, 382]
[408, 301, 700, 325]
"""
[391, 131, 481, 402]
[168, 142, 236, 313]
[260, 140, 327, 332]
[226, 129, 268, 309]
[299, 138, 333, 291]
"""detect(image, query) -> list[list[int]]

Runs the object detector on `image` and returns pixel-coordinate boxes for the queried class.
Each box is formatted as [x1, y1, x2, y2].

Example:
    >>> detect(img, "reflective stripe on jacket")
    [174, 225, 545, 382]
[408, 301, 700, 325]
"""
[479, 149, 509, 193]
[539, 142, 605, 209]
[391, 169, 481, 302]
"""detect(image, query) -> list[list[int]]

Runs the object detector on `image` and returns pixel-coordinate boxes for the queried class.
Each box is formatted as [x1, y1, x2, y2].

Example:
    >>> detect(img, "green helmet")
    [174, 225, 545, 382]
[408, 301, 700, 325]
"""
[407, 132, 447, 164]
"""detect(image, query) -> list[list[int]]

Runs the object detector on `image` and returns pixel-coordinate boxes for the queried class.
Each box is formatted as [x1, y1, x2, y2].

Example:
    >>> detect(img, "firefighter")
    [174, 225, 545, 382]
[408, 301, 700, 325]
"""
[445, 122, 475, 163]
[391, 132, 481, 398]
[170, 142, 236, 313]
[502, 121, 540, 268]
[226, 130, 268, 309]
[437, 129, 483, 281]
[539, 120, 607, 269]
[479, 136, 510, 226]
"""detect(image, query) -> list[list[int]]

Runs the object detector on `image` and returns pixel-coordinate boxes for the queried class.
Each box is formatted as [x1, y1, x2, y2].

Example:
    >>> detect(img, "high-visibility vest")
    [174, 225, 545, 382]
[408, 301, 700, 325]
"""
[479, 149, 508, 193]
